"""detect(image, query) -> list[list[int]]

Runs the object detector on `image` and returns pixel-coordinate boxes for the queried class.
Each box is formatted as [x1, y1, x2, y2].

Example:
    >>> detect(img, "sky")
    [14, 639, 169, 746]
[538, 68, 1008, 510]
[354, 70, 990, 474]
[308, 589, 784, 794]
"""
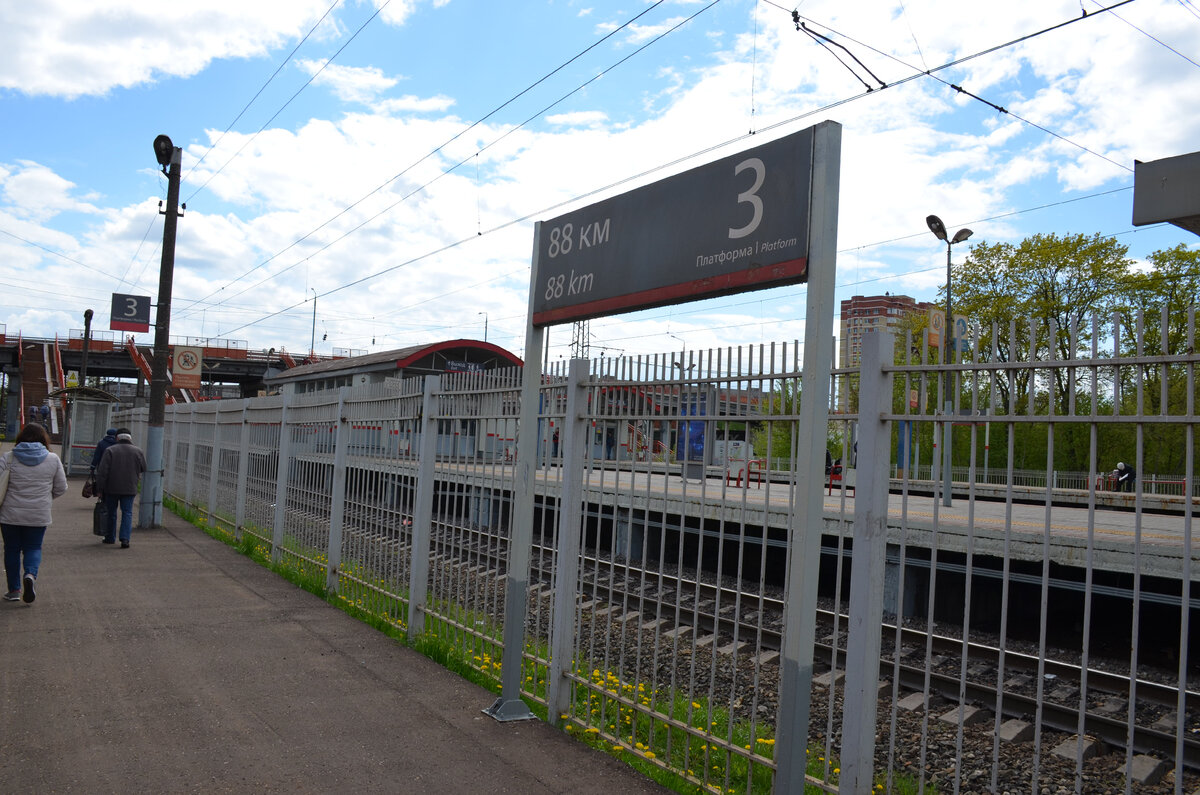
[2, 0, 1199, 371]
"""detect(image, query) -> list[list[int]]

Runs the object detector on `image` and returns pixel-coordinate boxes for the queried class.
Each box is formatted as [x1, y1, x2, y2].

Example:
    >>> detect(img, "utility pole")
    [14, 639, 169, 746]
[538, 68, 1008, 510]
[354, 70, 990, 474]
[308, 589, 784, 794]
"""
[141, 134, 182, 528]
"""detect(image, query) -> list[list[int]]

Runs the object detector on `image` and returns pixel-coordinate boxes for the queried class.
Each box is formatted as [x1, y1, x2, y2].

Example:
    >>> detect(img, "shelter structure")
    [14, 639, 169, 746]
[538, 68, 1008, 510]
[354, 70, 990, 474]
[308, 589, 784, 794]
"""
[263, 340, 523, 394]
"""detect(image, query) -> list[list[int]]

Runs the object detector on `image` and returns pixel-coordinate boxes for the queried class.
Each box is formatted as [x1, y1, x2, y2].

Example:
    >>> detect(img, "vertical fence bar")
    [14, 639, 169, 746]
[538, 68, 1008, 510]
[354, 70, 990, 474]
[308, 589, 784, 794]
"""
[206, 408, 221, 522]
[407, 375, 439, 640]
[234, 399, 250, 540]
[547, 358, 590, 721]
[184, 410, 197, 506]
[326, 386, 350, 594]
[840, 331, 893, 790]
[271, 387, 293, 561]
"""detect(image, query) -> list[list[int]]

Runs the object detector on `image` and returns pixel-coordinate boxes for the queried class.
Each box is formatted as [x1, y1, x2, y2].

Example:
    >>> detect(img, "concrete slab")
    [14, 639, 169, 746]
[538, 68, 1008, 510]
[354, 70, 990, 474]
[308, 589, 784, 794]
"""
[937, 704, 991, 727]
[897, 692, 927, 712]
[1127, 754, 1169, 786]
[814, 670, 844, 688]
[994, 718, 1034, 743]
[1052, 735, 1107, 761]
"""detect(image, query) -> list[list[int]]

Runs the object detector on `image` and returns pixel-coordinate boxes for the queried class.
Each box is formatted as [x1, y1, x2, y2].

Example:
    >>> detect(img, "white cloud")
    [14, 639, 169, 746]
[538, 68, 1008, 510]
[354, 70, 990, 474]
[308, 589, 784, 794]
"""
[296, 59, 400, 104]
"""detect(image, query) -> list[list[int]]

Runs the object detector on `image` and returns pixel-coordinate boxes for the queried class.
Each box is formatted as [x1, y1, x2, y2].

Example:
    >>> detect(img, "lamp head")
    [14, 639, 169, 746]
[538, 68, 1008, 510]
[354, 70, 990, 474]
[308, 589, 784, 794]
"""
[153, 135, 175, 172]
[951, 227, 974, 244]
[925, 214, 947, 241]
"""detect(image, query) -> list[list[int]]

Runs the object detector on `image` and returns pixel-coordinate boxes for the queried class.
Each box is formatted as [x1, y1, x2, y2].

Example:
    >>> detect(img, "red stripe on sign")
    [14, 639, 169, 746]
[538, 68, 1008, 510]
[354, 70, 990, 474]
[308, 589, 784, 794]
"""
[532, 257, 806, 326]
[111, 320, 150, 332]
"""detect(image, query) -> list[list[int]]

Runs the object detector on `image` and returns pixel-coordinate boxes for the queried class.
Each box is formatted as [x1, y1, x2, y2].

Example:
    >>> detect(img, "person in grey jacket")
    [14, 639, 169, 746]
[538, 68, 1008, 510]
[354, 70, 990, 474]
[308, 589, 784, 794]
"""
[95, 428, 147, 548]
[1, 423, 68, 603]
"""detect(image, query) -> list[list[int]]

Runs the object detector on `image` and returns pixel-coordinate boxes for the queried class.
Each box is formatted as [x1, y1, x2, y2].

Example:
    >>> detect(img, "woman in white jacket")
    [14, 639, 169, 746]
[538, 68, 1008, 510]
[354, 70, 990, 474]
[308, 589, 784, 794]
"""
[1, 423, 67, 603]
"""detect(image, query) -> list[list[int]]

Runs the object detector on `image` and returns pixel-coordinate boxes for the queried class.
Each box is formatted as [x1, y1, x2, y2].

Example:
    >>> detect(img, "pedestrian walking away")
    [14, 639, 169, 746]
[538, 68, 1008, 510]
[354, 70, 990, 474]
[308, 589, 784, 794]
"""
[1, 423, 68, 604]
[91, 427, 119, 473]
[95, 428, 147, 548]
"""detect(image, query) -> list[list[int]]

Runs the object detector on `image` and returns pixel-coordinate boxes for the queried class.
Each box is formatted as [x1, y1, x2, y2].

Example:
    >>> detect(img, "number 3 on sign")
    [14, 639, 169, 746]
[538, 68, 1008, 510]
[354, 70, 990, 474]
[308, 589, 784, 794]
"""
[728, 158, 764, 239]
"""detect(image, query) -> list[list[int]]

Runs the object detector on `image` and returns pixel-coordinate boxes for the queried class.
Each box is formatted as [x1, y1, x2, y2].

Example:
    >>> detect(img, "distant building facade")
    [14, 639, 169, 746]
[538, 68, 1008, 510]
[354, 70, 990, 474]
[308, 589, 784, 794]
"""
[838, 293, 933, 411]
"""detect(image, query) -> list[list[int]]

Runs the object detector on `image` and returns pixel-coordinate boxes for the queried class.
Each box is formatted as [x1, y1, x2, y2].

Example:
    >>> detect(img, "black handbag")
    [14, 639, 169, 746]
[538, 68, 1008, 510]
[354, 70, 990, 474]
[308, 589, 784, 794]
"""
[82, 475, 96, 499]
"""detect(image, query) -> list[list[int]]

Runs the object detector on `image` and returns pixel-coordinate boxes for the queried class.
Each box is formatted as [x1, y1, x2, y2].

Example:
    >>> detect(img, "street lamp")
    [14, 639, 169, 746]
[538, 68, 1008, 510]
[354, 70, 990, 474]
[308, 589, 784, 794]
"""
[310, 288, 317, 356]
[478, 311, 488, 342]
[926, 214, 972, 507]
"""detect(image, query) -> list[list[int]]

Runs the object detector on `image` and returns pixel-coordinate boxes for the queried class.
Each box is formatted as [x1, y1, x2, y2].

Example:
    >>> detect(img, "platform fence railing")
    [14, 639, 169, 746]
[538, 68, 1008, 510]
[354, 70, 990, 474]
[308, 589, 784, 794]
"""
[113, 306, 1198, 793]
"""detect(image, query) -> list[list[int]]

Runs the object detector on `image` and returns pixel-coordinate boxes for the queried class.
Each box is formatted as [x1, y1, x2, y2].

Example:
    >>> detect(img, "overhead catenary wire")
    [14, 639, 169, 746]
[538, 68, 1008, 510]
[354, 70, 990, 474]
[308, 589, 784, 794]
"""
[176, 1, 673, 317]
[182, 0, 342, 198]
[215, 0, 1143, 341]
[181, 1, 392, 207]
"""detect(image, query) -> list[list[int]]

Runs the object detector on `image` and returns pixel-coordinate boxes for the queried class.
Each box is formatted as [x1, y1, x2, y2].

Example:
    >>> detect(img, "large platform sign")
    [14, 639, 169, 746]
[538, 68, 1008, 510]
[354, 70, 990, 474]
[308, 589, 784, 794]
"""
[531, 123, 832, 326]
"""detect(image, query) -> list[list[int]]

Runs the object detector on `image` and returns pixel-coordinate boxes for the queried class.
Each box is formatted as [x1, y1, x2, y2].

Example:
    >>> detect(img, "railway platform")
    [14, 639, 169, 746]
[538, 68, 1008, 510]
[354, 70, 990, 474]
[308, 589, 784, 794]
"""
[0, 464, 667, 794]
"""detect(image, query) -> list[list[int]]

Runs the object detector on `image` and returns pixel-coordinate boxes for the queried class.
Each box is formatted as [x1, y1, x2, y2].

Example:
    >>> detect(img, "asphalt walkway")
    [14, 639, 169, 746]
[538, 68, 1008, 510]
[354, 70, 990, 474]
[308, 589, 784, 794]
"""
[0, 461, 668, 794]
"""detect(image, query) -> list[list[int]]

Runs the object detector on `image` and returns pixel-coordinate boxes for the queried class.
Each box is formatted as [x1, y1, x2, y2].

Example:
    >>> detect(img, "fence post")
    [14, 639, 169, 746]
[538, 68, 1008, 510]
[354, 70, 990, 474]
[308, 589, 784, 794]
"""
[325, 387, 350, 594]
[234, 399, 250, 541]
[271, 387, 294, 562]
[184, 408, 197, 508]
[205, 407, 221, 527]
[547, 358, 590, 721]
[163, 408, 176, 497]
[840, 331, 894, 790]
[776, 120, 840, 791]
[483, 296, 545, 722]
[407, 375, 440, 640]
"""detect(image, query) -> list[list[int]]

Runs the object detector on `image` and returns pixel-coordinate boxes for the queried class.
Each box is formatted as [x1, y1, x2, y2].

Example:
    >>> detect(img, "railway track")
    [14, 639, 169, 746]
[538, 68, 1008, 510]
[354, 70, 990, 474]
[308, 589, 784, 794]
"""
[275, 496, 1200, 775]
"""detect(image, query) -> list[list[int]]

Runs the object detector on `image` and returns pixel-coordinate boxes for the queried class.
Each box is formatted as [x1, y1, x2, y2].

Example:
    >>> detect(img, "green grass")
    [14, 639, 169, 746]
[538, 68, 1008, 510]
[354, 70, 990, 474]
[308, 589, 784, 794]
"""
[163, 495, 930, 795]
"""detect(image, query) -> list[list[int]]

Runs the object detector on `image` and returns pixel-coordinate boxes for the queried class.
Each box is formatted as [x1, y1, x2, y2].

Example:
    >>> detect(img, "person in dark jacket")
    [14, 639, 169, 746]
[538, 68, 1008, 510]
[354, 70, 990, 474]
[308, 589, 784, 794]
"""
[1115, 461, 1136, 493]
[1, 423, 68, 603]
[95, 428, 147, 548]
[90, 427, 119, 472]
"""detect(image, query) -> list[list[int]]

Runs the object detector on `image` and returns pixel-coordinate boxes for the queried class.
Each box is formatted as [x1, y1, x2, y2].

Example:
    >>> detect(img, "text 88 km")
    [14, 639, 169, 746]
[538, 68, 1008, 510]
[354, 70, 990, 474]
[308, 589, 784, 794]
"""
[545, 218, 611, 259]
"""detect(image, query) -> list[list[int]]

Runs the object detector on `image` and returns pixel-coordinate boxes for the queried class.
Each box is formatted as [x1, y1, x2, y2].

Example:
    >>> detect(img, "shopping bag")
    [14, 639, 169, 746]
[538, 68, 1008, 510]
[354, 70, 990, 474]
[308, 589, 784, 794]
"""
[93, 501, 108, 536]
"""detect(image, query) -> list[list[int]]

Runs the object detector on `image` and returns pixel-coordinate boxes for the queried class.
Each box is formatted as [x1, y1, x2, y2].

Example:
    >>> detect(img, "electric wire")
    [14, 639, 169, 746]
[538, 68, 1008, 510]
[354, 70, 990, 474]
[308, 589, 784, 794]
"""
[1087, 0, 1200, 69]
[176, 1, 671, 316]
[182, 0, 342, 197]
[181, 1, 394, 208]
[215, 1, 1138, 338]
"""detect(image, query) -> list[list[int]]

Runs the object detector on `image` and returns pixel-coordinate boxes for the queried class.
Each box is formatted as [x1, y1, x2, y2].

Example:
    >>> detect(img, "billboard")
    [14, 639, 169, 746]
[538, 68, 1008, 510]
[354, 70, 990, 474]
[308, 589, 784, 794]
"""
[531, 123, 830, 326]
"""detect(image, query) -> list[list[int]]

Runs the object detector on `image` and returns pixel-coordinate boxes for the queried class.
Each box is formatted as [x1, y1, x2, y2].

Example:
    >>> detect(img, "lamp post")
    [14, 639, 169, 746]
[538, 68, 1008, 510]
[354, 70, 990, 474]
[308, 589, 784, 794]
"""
[478, 311, 488, 342]
[140, 134, 182, 527]
[926, 214, 972, 507]
[310, 288, 317, 357]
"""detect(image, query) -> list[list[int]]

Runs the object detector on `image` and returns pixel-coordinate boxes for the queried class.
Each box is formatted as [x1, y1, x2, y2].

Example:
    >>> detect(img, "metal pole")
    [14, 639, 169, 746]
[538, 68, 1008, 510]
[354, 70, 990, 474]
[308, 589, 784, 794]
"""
[310, 288, 317, 357]
[942, 241, 953, 508]
[141, 142, 181, 528]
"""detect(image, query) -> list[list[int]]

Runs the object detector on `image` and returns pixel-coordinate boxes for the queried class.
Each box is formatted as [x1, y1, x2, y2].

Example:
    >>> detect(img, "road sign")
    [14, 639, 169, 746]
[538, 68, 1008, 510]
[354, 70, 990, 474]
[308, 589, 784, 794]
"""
[172, 346, 202, 390]
[531, 123, 833, 326]
[111, 293, 151, 333]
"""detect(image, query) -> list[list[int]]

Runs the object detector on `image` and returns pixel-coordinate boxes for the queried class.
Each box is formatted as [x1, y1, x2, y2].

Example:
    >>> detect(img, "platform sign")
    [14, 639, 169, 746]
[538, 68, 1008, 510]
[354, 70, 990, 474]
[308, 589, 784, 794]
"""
[531, 123, 830, 326]
[111, 293, 151, 333]
[172, 346, 202, 390]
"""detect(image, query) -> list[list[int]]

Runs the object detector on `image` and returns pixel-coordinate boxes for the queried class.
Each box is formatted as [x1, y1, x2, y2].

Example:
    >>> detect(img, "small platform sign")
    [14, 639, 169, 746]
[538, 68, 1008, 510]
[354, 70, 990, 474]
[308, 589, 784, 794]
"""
[111, 293, 151, 333]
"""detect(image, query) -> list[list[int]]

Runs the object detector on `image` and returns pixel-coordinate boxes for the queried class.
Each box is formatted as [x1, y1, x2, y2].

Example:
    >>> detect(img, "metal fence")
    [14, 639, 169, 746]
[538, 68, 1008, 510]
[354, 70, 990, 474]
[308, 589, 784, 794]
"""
[115, 308, 1199, 793]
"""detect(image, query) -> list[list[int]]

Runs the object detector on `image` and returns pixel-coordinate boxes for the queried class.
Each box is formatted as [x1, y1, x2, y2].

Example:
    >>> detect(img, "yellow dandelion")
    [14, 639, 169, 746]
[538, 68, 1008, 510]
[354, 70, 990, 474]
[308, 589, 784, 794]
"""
[644, 751, 656, 759]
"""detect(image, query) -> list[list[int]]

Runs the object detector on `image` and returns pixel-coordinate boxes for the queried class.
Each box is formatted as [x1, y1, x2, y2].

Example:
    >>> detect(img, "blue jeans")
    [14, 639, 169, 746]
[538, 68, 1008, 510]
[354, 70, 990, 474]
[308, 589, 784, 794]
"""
[103, 494, 136, 543]
[1, 525, 46, 592]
